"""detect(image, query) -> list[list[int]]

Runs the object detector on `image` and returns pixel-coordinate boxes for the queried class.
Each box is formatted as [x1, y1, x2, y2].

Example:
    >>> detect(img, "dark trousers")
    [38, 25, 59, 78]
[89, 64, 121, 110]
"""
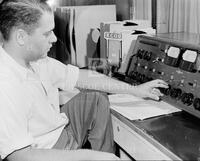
[53, 91, 114, 153]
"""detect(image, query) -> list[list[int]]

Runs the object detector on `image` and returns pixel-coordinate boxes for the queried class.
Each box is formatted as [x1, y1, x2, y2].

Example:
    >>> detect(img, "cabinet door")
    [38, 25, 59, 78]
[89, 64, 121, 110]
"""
[74, 0, 100, 5]
[116, 0, 131, 20]
[59, 0, 116, 6]
[100, 0, 116, 4]
[73, 0, 117, 5]
[59, 0, 73, 6]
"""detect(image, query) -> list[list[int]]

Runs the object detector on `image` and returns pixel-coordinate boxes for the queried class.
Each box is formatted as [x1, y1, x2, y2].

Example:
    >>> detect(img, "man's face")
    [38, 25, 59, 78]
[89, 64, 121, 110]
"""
[26, 11, 57, 61]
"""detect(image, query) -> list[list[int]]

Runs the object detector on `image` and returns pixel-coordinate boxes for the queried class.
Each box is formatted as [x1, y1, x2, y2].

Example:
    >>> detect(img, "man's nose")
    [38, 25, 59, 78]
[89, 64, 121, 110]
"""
[50, 31, 57, 43]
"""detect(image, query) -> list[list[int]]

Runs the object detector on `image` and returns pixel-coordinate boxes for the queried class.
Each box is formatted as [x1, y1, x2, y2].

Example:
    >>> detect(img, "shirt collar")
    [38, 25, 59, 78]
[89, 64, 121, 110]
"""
[0, 46, 34, 80]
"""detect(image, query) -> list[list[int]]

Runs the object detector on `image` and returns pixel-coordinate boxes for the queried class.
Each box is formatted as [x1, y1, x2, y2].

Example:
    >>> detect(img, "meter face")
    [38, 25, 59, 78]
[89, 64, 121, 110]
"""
[167, 46, 180, 58]
[182, 50, 197, 63]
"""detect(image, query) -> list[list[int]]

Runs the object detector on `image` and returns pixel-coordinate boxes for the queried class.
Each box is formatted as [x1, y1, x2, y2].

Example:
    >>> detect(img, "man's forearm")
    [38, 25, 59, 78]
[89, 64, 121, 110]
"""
[76, 69, 134, 94]
[76, 69, 168, 100]
[7, 147, 119, 161]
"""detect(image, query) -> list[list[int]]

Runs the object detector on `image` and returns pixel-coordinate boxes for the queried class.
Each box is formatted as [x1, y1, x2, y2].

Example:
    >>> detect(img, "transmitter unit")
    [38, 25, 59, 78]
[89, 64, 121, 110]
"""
[123, 33, 200, 119]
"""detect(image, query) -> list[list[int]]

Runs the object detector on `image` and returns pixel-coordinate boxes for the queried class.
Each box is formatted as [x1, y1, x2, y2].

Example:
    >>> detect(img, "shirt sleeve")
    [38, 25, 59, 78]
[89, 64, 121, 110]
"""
[0, 81, 34, 159]
[38, 57, 80, 91]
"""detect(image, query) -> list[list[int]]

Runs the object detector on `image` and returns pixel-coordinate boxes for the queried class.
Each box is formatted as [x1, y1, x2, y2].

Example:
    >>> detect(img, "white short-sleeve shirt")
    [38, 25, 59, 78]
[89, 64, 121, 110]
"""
[0, 46, 79, 159]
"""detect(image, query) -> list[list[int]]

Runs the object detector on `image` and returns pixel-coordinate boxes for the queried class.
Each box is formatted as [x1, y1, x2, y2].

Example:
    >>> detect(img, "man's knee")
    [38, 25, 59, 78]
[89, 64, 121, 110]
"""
[83, 91, 109, 105]
[80, 90, 109, 103]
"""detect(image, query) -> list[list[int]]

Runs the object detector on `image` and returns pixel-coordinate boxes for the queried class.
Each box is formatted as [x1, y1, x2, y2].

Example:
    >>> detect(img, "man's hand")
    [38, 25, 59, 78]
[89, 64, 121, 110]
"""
[133, 79, 168, 100]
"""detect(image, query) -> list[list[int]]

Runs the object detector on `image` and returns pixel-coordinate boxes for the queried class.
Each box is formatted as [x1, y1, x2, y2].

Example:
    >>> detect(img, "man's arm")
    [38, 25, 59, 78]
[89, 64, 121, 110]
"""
[76, 69, 168, 100]
[7, 146, 120, 161]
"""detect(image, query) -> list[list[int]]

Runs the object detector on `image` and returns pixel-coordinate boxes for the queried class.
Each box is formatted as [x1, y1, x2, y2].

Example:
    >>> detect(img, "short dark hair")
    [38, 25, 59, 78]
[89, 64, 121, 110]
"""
[0, 0, 52, 41]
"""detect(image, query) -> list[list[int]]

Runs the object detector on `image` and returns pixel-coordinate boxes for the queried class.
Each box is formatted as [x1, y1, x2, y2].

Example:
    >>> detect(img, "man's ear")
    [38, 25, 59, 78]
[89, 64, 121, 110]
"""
[16, 29, 28, 45]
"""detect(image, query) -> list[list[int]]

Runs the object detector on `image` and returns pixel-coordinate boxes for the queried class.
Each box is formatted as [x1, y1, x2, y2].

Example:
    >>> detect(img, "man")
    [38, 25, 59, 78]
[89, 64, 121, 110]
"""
[0, 0, 168, 160]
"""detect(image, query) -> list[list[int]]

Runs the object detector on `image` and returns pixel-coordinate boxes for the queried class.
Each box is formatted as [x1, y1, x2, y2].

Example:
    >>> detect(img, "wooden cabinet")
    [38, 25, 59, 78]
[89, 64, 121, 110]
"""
[112, 115, 180, 160]
[48, 0, 131, 61]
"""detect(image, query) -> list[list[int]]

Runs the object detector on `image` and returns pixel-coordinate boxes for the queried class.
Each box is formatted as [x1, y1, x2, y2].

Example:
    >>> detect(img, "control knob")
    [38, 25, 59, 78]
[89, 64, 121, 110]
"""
[158, 84, 171, 95]
[170, 88, 182, 99]
[193, 98, 200, 111]
[143, 51, 152, 61]
[181, 93, 194, 106]
[129, 71, 137, 79]
[137, 49, 144, 59]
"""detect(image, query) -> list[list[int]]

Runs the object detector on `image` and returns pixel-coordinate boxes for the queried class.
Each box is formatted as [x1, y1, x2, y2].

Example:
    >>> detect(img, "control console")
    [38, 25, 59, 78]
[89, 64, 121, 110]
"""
[123, 33, 200, 118]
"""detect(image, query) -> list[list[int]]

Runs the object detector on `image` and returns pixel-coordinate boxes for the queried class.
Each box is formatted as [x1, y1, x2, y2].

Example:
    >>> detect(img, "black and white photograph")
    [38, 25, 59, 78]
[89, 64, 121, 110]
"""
[0, 0, 200, 160]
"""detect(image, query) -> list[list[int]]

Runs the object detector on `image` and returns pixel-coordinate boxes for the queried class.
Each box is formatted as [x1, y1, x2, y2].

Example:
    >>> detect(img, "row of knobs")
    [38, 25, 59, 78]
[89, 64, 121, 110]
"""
[159, 85, 200, 110]
[129, 70, 200, 110]
[137, 49, 152, 61]
[129, 71, 153, 83]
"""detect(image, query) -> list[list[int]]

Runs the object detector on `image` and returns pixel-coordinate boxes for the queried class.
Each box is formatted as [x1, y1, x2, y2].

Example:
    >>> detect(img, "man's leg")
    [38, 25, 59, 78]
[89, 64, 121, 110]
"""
[60, 90, 114, 153]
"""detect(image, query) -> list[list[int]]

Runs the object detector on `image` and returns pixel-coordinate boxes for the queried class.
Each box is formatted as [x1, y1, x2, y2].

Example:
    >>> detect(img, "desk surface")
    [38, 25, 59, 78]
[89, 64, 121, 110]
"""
[111, 110, 200, 160]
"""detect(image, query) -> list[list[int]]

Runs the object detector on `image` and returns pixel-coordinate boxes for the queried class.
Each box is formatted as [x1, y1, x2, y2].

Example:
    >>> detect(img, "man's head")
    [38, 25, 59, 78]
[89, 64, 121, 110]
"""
[0, 0, 52, 41]
[0, 0, 57, 62]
